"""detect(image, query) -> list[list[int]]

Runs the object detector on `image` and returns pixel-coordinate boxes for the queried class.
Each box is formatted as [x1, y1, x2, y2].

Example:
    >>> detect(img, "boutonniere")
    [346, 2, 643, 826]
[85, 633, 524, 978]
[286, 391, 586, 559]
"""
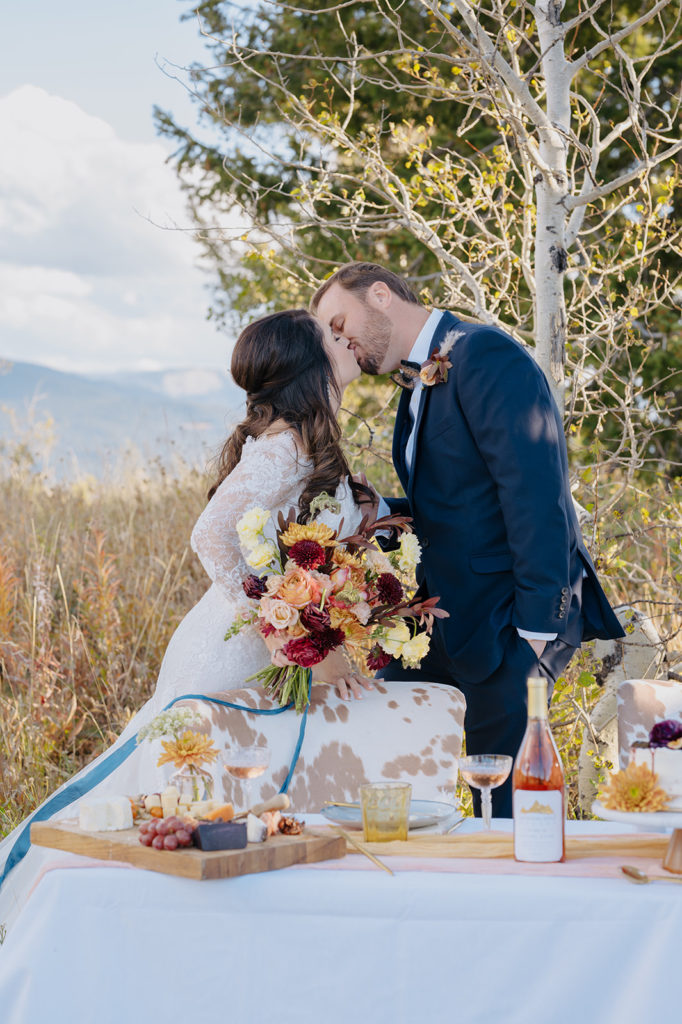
[419, 329, 462, 387]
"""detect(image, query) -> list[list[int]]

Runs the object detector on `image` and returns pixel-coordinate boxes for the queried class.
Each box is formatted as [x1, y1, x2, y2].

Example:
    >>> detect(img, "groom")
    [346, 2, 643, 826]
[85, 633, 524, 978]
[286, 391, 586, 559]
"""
[312, 262, 625, 817]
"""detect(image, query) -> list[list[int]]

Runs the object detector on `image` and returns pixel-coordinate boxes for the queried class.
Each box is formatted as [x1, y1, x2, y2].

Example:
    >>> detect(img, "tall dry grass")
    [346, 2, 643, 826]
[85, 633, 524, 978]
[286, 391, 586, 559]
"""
[0, 456, 208, 836]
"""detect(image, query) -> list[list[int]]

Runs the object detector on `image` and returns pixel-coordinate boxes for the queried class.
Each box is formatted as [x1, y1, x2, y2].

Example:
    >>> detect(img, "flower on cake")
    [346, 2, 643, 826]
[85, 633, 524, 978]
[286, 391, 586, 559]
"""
[648, 719, 682, 749]
[598, 761, 670, 813]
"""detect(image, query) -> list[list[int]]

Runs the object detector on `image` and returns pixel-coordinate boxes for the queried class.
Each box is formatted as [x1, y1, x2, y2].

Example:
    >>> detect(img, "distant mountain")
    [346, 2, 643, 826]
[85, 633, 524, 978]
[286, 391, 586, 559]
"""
[0, 359, 245, 479]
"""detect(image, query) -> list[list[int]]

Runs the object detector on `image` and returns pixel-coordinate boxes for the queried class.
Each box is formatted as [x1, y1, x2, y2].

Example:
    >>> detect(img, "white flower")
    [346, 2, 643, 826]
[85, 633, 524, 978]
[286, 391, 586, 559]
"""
[397, 533, 421, 574]
[259, 597, 300, 630]
[378, 620, 411, 657]
[237, 507, 272, 549]
[137, 708, 205, 745]
[246, 540, 280, 571]
[365, 546, 394, 575]
[351, 600, 372, 625]
[400, 632, 430, 669]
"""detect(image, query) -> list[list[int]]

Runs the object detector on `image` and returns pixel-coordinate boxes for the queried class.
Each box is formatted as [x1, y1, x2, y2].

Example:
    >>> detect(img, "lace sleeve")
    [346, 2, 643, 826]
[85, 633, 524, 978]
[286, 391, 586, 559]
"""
[190, 433, 309, 605]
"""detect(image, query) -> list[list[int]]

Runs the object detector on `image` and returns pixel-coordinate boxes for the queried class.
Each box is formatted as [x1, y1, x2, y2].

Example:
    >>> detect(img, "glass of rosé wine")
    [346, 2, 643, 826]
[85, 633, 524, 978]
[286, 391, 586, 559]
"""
[458, 754, 512, 830]
[223, 744, 271, 811]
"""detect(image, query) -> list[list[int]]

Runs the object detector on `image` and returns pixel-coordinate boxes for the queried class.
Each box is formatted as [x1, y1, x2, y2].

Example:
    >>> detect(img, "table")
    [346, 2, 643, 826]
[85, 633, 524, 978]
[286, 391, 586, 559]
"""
[0, 819, 679, 1024]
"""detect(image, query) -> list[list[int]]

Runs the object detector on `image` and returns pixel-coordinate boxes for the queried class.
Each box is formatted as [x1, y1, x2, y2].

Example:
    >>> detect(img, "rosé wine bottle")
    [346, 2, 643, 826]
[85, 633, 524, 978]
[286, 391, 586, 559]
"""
[512, 676, 565, 863]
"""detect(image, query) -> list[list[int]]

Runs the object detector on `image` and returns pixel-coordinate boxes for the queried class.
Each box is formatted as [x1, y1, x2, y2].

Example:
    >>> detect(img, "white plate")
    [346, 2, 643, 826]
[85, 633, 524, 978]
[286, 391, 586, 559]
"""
[321, 799, 457, 831]
[592, 801, 682, 830]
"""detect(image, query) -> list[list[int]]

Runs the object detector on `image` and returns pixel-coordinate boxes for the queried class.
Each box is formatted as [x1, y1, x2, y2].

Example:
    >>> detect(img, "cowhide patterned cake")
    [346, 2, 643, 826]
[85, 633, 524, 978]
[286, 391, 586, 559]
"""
[174, 680, 466, 810]
[617, 678, 682, 809]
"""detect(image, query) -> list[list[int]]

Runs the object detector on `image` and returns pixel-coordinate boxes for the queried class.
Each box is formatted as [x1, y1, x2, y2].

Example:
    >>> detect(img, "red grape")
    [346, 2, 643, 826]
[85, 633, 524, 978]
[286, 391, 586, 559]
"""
[139, 821, 152, 835]
[175, 829, 192, 847]
[155, 820, 171, 836]
[151, 835, 165, 851]
[163, 834, 179, 851]
[139, 832, 154, 847]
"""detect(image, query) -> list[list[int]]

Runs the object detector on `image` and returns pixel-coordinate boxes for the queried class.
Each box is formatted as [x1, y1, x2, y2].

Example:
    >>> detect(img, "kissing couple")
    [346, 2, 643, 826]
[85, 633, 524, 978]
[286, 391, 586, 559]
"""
[0, 261, 625, 919]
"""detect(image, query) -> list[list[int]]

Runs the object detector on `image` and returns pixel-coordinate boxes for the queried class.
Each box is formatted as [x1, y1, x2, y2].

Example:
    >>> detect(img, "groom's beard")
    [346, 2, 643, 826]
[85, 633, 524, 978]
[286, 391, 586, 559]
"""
[355, 306, 393, 375]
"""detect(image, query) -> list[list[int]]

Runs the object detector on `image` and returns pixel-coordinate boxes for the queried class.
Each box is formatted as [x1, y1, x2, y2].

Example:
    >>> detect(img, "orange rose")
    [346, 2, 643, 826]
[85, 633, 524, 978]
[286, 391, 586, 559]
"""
[278, 567, 320, 609]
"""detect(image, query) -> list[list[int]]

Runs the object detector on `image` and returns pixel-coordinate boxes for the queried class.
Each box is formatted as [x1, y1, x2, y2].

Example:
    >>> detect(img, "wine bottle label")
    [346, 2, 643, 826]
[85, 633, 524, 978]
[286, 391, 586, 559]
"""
[513, 790, 563, 862]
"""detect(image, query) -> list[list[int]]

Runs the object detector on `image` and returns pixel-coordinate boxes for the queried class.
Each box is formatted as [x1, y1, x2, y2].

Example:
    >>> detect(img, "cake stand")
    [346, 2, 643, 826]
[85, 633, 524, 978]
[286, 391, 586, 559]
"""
[592, 801, 682, 874]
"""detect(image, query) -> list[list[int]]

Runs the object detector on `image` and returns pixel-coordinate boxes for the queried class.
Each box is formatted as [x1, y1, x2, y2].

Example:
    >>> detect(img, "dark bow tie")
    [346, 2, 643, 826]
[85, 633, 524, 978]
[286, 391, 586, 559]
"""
[390, 359, 421, 390]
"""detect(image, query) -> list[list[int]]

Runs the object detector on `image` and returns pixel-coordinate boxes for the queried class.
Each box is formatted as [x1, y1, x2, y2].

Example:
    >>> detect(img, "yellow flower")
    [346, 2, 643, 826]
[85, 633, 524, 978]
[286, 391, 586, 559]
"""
[598, 761, 670, 812]
[329, 606, 367, 643]
[280, 522, 337, 547]
[397, 533, 421, 574]
[379, 620, 411, 657]
[332, 548, 363, 569]
[400, 632, 430, 669]
[237, 507, 271, 547]
[246, 541, 279, 570]
[156, 730, 219, 770]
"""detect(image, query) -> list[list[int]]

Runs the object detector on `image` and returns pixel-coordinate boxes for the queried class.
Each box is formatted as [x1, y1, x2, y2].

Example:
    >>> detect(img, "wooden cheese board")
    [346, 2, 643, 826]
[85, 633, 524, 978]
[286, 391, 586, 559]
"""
[31, 819, 346, 881]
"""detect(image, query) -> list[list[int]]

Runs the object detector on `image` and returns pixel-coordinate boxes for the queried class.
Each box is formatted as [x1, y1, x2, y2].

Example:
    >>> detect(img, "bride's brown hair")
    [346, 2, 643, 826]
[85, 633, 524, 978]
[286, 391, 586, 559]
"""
[209, 309, 365, 520]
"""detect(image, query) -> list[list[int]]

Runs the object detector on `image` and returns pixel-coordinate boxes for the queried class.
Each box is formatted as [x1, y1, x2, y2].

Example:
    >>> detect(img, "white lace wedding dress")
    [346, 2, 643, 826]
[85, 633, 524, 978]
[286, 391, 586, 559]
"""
[0, 431, 362, 932]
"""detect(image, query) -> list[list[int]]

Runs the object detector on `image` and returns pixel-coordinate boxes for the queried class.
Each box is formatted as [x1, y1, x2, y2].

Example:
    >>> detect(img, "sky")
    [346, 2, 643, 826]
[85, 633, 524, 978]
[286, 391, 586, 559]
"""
[0, 0, 246, 374]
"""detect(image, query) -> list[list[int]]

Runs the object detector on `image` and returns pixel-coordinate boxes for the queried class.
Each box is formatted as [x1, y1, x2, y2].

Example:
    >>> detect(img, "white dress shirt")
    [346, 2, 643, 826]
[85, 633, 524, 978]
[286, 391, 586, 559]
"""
[378, 310, 556, 645]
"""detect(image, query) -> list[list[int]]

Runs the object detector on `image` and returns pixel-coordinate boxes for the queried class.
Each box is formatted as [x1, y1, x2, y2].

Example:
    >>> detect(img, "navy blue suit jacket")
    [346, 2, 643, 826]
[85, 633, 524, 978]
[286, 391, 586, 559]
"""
[386, 312, 624, 686]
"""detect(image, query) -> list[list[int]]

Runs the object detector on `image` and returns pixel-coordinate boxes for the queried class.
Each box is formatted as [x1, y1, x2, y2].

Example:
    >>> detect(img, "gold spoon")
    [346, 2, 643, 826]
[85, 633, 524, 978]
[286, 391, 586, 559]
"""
[620, 864, 682, 886]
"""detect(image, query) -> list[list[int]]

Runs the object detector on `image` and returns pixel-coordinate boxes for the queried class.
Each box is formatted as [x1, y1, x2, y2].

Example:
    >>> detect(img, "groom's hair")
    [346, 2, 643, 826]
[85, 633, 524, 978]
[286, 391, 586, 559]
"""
[311, 262, 420, 311]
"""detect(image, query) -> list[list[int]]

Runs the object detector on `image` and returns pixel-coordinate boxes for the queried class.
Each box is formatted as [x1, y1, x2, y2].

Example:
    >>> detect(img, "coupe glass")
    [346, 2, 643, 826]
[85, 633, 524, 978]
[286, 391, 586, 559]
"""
[458, 754, 513, 830]
[223, 744, 271, 811]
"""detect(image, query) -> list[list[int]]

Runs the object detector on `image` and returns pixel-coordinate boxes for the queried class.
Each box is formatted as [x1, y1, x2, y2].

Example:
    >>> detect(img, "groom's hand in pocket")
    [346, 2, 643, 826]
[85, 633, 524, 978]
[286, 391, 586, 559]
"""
[523, 637, 547, 659]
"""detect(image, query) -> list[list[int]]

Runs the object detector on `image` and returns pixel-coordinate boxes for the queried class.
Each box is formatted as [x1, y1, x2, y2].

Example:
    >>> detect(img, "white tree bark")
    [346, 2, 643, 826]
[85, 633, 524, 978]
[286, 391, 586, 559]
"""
[533, 1, 572, 409]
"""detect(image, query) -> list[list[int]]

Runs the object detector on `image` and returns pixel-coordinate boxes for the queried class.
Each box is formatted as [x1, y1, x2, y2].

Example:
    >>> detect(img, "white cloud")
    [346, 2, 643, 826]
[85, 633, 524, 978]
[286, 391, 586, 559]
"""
[0, 85, 232, 373]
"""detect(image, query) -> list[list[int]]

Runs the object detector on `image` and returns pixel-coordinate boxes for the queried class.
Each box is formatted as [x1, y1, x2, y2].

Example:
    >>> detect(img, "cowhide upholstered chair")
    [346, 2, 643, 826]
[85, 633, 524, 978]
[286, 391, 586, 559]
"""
[175, 680, 466, 811]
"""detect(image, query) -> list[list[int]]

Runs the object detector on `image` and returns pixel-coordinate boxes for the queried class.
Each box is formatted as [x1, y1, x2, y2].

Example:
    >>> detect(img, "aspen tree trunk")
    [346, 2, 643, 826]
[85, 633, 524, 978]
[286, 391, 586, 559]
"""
[533, 1, 571, 411]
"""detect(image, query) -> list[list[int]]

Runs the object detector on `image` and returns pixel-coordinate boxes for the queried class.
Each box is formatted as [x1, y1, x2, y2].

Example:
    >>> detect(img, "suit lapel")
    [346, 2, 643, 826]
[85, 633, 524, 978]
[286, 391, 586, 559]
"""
[405, 311, 459, 504]
[392, 386, 412, 492]
[406, 385, 430, 505]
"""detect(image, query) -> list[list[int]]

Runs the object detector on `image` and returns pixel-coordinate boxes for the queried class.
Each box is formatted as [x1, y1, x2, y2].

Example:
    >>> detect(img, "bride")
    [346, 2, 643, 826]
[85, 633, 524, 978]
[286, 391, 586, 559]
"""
[0, 307, 375, 927]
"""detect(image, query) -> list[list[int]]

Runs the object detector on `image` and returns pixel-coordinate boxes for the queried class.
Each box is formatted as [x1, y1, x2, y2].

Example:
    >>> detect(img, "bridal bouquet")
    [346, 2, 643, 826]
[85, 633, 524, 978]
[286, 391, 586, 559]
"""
[226, 494, 447, 713]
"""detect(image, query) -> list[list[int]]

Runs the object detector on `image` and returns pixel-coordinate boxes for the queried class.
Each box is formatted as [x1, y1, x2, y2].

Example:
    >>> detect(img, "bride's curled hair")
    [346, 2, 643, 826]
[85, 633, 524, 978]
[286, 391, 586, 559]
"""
[209, 309, 363, 521]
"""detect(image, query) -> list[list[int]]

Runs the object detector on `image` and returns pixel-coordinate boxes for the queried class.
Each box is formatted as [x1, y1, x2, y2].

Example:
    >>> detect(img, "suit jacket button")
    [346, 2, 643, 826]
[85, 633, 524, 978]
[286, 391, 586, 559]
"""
[558, 611, 565, 619]
[421, 537, 430, 548]
[561, 587, 569, 596]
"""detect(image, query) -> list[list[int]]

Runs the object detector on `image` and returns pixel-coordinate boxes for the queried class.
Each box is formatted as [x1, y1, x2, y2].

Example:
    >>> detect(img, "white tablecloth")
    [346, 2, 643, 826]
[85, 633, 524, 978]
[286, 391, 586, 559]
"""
[0, 819, 679, 1024]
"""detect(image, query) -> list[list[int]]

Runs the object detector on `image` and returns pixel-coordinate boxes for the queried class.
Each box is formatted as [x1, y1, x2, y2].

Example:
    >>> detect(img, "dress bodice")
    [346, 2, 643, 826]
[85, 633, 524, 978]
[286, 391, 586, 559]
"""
[190, 431, 362, 609]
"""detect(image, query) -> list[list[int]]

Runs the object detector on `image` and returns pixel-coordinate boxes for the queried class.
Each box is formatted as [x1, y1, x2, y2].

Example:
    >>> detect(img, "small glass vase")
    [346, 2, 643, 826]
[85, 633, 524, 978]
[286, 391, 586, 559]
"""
[169, 764, 214, 804]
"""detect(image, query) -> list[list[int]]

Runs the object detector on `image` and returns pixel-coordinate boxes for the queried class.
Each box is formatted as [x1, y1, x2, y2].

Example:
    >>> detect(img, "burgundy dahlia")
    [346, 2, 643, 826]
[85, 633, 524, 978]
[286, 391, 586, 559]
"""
[376, 572, 404, 605]
[288, 540, 326, 570]
[312, 627, 345, 657]
[282, 636, 326, 668]
[649, 719, 682, 748]
[366, 645, 392, 672]
[243, 574, 267, 599]
[300, 603, 332, 633]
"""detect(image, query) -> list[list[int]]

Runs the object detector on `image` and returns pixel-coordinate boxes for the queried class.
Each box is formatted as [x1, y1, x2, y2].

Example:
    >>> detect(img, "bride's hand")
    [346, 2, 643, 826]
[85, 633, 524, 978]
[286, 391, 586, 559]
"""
[313, 648, 374, 702]
[262, 632, 294, 668]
